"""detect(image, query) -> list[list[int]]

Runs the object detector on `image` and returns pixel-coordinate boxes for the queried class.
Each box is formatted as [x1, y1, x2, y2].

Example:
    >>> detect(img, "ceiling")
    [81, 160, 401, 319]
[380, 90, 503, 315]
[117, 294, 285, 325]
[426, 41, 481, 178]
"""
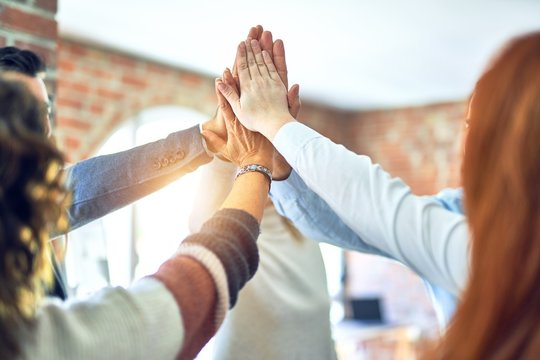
[58, 0, 540, 110]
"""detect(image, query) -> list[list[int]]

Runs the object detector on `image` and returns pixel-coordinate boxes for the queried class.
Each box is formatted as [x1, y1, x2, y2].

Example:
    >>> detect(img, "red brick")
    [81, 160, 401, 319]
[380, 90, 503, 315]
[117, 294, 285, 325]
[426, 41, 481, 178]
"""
[57, 117, 91, 131]
[56, 97, 83, 109]
[64, 42, 88, 57]
[58, 58, 76, 73]
[121, 74, 147, 88]
[110, 54, 137, 69]
[35, 0, 57, 13]
[89, 103, 104, 114]
[97, 88, 123, 101]
[58, 79, 90, 94]
[64, 135, 81, 149]
[179, 72, 203, 86]
[83, 67, 113, 80]
[146, 62, 170, 76]
[0, 5, 57, 40]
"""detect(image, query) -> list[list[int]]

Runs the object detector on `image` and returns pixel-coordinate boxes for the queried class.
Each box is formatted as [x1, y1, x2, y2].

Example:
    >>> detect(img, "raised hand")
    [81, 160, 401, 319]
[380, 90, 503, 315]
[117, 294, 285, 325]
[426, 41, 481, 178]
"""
[218, 40, 295, 139]
[203, 70, 274, 170]
[257, 30, 298, 180]
[202, 26, 268, 151]
[235, 28, 301, 119]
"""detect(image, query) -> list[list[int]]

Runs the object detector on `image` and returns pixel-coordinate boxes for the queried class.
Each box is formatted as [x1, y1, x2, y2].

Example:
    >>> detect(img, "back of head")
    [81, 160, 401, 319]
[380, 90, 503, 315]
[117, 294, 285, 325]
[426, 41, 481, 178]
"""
[0, 78, 68, 358]
[437, 32, 540, 359]
[0, 47, 46, 77]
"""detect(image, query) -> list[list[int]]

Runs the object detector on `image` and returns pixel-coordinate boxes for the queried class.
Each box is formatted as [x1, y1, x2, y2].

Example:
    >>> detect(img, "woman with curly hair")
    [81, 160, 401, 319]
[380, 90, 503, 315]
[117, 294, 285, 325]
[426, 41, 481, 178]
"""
[0, 79, 68, 357]
[0, 78, 273, 359]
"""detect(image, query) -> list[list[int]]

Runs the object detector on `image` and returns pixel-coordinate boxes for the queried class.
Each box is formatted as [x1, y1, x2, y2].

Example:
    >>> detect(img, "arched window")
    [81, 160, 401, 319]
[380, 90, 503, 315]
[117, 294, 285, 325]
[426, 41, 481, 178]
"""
[65, 106, 207, 294]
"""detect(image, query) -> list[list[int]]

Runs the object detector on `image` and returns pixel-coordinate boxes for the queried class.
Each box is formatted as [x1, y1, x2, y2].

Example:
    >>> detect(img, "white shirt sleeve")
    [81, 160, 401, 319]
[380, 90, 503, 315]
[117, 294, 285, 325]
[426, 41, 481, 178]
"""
[273, 122, 469, 296]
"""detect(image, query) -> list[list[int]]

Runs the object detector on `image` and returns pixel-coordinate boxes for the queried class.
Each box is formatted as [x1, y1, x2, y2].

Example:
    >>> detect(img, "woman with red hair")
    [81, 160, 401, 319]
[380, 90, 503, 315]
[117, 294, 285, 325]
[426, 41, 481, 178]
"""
[438, 32, 540, 359]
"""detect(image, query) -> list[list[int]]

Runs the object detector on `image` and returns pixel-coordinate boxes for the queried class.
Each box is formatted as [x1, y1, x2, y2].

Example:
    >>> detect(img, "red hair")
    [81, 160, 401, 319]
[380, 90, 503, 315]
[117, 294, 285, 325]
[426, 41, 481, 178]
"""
[435, 32, 540, 359]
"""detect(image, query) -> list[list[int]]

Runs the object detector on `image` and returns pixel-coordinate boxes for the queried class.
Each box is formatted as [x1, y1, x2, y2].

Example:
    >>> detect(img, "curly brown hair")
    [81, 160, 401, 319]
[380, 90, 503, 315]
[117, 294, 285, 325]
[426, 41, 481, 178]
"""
[0, 79, 70, 358]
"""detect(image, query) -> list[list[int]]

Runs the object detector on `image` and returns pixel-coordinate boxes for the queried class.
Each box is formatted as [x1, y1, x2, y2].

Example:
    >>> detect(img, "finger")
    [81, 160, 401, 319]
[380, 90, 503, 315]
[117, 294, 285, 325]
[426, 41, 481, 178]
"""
[260, 31, 274, 59]
[201, 130, 227, 154]
[222, 100, 238, 138]
[217, 80, 241, 115]
[254, 25, 263, 40]
[251, 39, 267, 77]
[236, 41, 251, 83]
[216, 78, 235, 123]
[234, 26, 263, 77]
[273, 39, 289, 88]
[247, 26, 260, 40]
[223, 68, 238, 94]
[287, 84, 301, 118]
[245, 39, 259, 78]
[262, 50, 278, 79]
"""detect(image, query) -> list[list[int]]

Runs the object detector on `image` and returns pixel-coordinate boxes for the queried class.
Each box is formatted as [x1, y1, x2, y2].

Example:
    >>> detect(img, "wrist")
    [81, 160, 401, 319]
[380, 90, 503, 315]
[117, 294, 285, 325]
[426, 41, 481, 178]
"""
[261, 115, 296, 141]
[201, 117, 212, 132]
[236, 164, 272, 192]
[272, 166, 292, 181]
[198, 122, 214, 157]
[239, 157, 273, 172]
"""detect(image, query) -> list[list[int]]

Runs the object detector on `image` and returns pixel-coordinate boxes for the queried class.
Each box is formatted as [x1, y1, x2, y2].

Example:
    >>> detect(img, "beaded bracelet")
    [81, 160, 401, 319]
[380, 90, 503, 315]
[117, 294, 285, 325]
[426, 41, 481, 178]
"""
[235, 164, 272, 189]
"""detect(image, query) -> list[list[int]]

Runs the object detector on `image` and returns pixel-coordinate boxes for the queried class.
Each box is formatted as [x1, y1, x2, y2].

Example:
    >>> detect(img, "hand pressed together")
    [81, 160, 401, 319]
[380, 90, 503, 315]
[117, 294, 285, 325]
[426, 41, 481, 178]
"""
[218, 40, 296, 140]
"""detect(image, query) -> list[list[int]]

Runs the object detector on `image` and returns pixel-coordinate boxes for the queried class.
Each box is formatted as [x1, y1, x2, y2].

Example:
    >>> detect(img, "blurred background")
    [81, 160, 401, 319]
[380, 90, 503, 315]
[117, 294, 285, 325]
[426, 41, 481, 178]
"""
[2, 0, 540, 358]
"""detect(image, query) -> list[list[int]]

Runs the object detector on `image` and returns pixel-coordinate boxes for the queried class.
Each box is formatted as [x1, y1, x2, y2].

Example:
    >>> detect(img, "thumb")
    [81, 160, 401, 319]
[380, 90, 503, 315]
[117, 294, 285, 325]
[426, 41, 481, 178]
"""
[217, 81, 241, 115]
[287, 84, 301, 118]
[202, 130, 227, 154]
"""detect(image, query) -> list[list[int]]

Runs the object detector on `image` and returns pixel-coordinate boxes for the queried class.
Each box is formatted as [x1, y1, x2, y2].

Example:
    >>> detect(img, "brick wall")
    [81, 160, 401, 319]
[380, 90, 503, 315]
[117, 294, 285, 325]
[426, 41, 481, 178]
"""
[56, 37, 217, 161]
[0, 0, 58, 96]
[298, 101, 466, 195]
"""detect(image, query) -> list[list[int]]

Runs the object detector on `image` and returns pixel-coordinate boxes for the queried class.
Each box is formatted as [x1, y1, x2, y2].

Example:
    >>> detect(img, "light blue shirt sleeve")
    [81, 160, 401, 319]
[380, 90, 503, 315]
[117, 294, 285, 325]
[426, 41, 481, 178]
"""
[271, 172, 465, 328]
[424, 187, 464, 326]
[271, 171, 391, 258]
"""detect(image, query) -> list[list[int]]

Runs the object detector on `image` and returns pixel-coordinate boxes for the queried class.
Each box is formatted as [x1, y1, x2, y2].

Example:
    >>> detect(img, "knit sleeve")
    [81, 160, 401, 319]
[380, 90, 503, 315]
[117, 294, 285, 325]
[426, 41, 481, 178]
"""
[181, 208, 260, 307]
[152, 208, 259, 359]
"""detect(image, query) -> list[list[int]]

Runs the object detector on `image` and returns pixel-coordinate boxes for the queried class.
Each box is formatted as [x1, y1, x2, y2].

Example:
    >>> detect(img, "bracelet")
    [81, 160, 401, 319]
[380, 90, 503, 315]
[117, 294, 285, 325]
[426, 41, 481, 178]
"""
[235, 164, 272, 188]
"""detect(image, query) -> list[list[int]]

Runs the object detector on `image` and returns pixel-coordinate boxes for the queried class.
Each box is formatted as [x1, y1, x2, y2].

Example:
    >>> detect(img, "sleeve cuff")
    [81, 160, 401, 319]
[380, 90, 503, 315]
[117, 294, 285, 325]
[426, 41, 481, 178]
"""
[273, 122, 323, 170]
[198, 122, 214, 158]
[174, 244, 230, 330]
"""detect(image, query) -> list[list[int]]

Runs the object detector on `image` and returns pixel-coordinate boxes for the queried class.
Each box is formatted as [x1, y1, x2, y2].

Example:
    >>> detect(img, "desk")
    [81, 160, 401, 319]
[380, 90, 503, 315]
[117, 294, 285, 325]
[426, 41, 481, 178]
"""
[333, 321, 422, 360]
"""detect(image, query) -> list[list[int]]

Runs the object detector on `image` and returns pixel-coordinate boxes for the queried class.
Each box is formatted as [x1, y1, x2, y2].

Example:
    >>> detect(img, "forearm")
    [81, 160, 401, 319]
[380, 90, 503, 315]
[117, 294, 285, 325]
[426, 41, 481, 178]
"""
[273, 122, 469, 296]
[65, 126, 212, 233]
[220, 171, 269, 223]
[153, 255, 217, 360]
[270, 171, 390, 256]
[189, 158, 236, 233]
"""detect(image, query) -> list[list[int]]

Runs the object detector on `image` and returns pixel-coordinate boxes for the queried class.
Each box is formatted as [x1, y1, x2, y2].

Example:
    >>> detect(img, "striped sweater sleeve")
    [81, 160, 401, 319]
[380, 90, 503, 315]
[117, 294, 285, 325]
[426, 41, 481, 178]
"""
[153, 208, 259, 359]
